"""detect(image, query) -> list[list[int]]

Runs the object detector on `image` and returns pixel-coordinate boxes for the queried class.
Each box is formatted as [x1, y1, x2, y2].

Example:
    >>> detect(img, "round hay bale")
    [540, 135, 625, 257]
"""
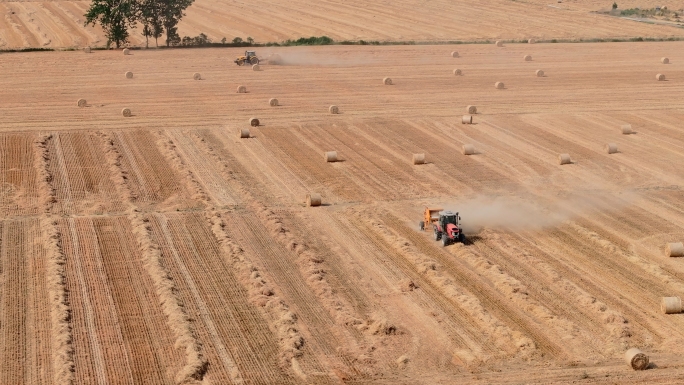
[495, 40, 503, 47]
[536, 69, 545, 77]
[661, 297, 682, 314]
[666, 242, 684, 257]
[306, 193, 322, 207]
[656, 73, 665, 81]
[193, 72, 201, 80]
[524, 55, 532, 61]
[495, 81, 504, 89]
[558, 153, 571, 165]
[123, 48, 130, 55]
[125, 71, 133, 79]
[528, 38, 536, 44]
[451, 51, 459, 58]
[324, 151, 338, 162]
[121, 108, 131, 117]
[383, 77, 393, 85]
[77, 98, 87, 107]
[661, 57, 669, 64]
[269, 98, 279, 107]
[84, 46, 91, 53]
[625, 348, 649, 371]
[252, 64, 261, 71]
[412, 153, 425, 165]
[466, 105, 477, 114]
[453, 68, 462, 76]
[329, 105, 339, 114]
[249, 117, 259, 127]
[605, 143, 618, 154]
[621, 124, 633, 135]
[237, 85, 247, 93]
[238, 128, 250, 138]
[462, 144, 475, 155]
[462, 115, 473, 124]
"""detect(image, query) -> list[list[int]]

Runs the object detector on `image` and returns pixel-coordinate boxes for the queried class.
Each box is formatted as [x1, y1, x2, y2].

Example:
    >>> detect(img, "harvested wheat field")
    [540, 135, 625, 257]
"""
[2, 42, 684, 384]
[1, 0, 684, 49]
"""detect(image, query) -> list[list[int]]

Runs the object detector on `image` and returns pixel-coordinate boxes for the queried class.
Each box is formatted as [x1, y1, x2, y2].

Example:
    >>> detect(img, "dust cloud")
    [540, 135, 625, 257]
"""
[447, 192, 631, 234]
[448, 197, 563, 233]
[263, 48, 377, 66]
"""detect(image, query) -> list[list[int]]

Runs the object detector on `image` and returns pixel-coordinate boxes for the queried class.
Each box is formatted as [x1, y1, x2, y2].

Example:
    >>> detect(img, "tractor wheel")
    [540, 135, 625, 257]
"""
[459, 233, 466, 243]
[237, 60, 245, 66]
[442, 235, 449, 247]
[419, 221, 425, 231]
[251, 57, 259, 65]
[433, 230, 441, 241]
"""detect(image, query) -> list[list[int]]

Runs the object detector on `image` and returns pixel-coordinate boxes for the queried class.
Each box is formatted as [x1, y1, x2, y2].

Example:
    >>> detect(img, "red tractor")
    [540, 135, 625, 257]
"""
[419, 207, 465, 246]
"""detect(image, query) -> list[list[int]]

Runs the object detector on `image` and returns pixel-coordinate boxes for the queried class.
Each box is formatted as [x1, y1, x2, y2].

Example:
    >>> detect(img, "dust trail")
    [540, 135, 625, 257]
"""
[447, 192, 632, 234]
[262, 47, 378, 66]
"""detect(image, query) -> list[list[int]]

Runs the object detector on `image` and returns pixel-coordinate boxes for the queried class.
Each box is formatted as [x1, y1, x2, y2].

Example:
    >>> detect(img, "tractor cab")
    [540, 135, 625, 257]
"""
[438, 211, 460, 229]
[419, 207, 464, 246]
[234, 51, 260, 66]
[436, 210, 464, 246]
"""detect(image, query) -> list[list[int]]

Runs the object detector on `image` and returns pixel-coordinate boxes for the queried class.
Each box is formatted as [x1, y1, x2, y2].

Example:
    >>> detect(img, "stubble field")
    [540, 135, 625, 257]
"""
[0, 0, 683, 49]
[1, 42, 684, 384]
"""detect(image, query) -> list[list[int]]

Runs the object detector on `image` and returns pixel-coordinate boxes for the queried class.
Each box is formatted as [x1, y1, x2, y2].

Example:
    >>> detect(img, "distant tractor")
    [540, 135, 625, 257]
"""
[419, 207, 465, 246]
[235, 51, 260, 66]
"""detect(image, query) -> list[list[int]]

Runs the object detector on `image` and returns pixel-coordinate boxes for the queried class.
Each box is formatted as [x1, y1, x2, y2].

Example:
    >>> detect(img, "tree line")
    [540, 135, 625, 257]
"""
[84, 0, 194, 48]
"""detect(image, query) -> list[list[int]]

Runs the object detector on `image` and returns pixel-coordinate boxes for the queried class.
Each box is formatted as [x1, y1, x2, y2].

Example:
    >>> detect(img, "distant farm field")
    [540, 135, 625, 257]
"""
[0, 0, 683, 49]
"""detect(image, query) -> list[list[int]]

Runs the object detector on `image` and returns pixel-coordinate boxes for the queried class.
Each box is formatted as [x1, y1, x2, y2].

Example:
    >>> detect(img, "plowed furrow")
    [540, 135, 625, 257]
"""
[534, 228, 677, 339]
[165, 130, 238, 207]
[256, 127, 363, 202]
[470, 234, 613, 348]
[225, 213, 355, 378]
[195, 130, 284, 204]
[345, 215, 497, 355]
[113, 131, 185, 205]
[0, 220, 27, 385]
[0, 134, 39, 216]
[93, 216, 182, 384]
[301, 123, 422, 200]
[60, 218, 108, 385]
[154, 212, 292, 384]
[384, 215, 569, 359]
[507, 230, 662, 342]
[289, 123, 407, 201]
[394, 120, 505, 192]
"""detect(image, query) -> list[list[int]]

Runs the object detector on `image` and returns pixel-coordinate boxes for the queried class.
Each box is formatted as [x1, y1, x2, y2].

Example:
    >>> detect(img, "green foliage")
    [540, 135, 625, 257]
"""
[84, 0, 193, 48]
[180, 33, 211, 46]
[232, 37, 243, 44]
[619, 7, 680, 18]
[160, 0, 195, 46]
[281, 36, 333, 46]
[84, 0, 137, 48]
[612, 2, 618, 10]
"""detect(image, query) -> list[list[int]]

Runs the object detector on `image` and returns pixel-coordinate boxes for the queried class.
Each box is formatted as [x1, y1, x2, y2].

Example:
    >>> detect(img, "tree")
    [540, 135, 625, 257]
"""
[232, 37, 243, 44]
[612, 2, 618, 9]
[85, 0, 137, 48]
[138, 0, 164, 47]
[159, 0, 195, 47]
[247, 36, 254, 44]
